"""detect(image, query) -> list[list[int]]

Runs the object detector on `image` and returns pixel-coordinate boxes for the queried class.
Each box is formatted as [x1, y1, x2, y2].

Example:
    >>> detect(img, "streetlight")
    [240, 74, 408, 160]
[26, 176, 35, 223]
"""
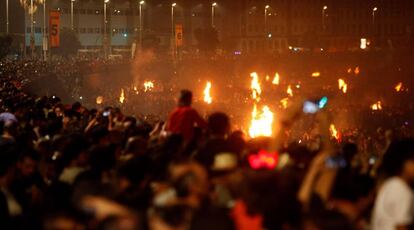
[30, 0, 35, 59]
[104, 0, 110, 59]
[171, 3, 176, 60]
[71, 0, 75, 30]
[372, 7, 378, 30]
[264, 5, 270, 34]
[322, 5, 327, 31]
[139, 1, 144, 50]
[43, 0, 47, 61]
[211, 2, 217, 28]
[6, 0, 9, 34]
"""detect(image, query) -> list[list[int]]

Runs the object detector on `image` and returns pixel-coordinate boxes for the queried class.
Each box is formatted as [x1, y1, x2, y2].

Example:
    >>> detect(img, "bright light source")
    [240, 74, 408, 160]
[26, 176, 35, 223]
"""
[373, 7, 377, 11]
[140, 0, 144, 5]
[123, 33, 128, 37]
[265, 5, 270, 9]
[172, 3, 176, 7]
[267, 33, 272, 38]
[212, 2, 217, 7]
[104, 0, 109, 3]
[360, 38, 367, 49]
[323, 5, 328, 10]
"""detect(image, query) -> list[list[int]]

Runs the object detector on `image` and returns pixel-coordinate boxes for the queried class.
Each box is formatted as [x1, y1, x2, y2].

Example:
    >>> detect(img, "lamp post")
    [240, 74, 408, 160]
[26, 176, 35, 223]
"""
[6, 0, 9, 34]
[71, 0, 75, 30]
[211, 2, 217, 28]
[43, 0, 47, 61]
[264, 5, 270, 34]
[30, 0, 35, 59]
[372, 7, 378, 33]
[322, 5, 327, 31]
[139, 1, 144, 50]
[171, 3, 176, 60]
[104, 0, 109, 59]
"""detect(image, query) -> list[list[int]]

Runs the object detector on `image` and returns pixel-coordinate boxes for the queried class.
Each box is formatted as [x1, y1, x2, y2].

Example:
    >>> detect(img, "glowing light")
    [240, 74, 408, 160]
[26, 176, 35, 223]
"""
[248, 150, 279, 170]
[250, 72, 261, 101]
[338, 79, 348, 93]
[249, 105, 274, 138]
[280, 98, 289, 109]
[354, 66, 360, 75]
[347, 68, 352, 73]
[272, 72, 280, 85]
[311, 72, 320, 78]
[360, 38, 367, 49]
[265, 75, 270, 81]
[395, 82, 403, 92]
[286, 85, 293, 97]
[371, 101, 382, 111]
[143, 81, 154, 92]
[119, 88, 125, 104]
[329, 124, 340, 141]
[96, 96, 103, 105]
[203, 81, 212, 104]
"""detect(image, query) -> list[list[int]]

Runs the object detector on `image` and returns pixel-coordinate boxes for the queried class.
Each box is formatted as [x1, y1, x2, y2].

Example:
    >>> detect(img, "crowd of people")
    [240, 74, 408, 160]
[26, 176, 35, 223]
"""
[1, 57, 414, 230]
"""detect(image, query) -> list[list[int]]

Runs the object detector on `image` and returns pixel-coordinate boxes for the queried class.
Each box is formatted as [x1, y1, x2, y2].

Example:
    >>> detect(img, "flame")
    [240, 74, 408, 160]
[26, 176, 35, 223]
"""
[249, 105, 274, 138]
[203, 81, 212, 104]
[395, 82, 403, 92]
[119, 88, 125, 104]
[280, 98, 289, 109]
[144, 81, 154, 92]
[286, 85, 293, 97]
[338, 79, 348, 93]
[96, 96, 103, 105]
[329, 124, 340, 141]
[272, 72, 280, 85]
[311, 72, 320, 78]
[250, 72, 261, 101]
[265, 75, 270, 81]
[133, 86, 137, 91]
[354, 66, 360, 75]
[371, 101, 382, 111]
[347, 68, 352, 74]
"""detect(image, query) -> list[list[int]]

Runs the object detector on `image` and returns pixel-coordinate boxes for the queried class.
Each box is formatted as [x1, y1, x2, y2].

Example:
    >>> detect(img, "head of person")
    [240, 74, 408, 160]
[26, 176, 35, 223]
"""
[178, 90, 193, 107]
[380, 139, 414, 184]
[17, 150, 39, 178]
[207, 112, 230, 137]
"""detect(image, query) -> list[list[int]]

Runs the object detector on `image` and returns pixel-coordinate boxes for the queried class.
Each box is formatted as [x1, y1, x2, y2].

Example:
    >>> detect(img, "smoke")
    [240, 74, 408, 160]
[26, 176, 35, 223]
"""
[131, 49, 156, 87]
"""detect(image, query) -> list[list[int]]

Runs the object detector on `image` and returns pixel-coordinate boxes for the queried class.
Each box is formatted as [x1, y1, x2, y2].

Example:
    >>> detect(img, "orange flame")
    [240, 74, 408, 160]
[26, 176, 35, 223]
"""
[249, 105, 274, 138]
[371, 101, 382, 111]
[203, 81, 212, 104]
[347, 68, 352, 74]
[280, 98, 289, 109]
[329, 124, 340, 140]
[272, 72, 280, 85]
[144, 81, 154, 92]
[395, 82, 403, 92]
[96, 96, 103, 105]
[286, 85, 293, 97]
[119, 89, 125, 104]
[354, 66, 360, 75]
[250, 72, 261, 101]
[338, 79, 348, 93]
[311, 72, 320, 78]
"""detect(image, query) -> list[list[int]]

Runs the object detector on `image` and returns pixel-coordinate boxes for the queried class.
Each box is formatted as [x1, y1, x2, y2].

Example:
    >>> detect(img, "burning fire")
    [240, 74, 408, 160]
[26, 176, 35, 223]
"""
[347, 68, 352, 74]
[354, 66, 360, 75]
[119, 88, 125, 104]
[280, 98, 289, 109]
[272, 73, 280, 85]
[311, 72, 320, 78]
[338, 79, 348, 93]
[144, 81, 154, 92]
[248, 72, 274, 138]
[203, 81, 212, 104]
[249, 105, 274, 138]
[395, 82, 403, 92]
[371, 101, 382, 111]
[329, 124, 340, 141]
[287, 85, 293, 97]
[96, 96, 103, 105]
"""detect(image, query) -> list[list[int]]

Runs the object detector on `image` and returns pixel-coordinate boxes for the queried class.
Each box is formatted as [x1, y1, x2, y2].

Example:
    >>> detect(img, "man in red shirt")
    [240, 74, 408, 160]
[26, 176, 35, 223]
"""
[166, 90, 207, 142]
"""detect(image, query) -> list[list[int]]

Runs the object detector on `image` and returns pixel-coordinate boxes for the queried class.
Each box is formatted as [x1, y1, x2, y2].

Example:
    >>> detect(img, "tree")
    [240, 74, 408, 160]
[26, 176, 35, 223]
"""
[194, 27, 219, 54]
[54, 28, 81, 57]
[0, 35, 12, 60]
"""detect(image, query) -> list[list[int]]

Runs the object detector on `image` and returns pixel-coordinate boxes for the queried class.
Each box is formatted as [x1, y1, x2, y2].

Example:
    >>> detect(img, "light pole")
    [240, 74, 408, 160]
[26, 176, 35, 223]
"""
[211, 2, 217, 28]
[322, 5, 327, 31]
[43, 0, 47, 61]
[104, 0, 109, 59]
[71, 0, 75, 30]
[6, 0, 9, 34]
[372, 7, 378, 33]
[264, 5, 270, 34]
[30, 0, 35, 59]
[171, 3, 176, 60]
[139, 1, 144, 50]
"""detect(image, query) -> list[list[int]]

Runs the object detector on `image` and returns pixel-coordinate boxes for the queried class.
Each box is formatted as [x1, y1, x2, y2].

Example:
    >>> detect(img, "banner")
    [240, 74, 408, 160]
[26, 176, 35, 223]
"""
[175, 24, 183, 47]
[49, 10, 60, 47]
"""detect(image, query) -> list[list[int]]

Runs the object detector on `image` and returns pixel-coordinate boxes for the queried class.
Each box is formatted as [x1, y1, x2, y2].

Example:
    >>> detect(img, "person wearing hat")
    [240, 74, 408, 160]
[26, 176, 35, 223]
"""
[166, 90, 207, 143]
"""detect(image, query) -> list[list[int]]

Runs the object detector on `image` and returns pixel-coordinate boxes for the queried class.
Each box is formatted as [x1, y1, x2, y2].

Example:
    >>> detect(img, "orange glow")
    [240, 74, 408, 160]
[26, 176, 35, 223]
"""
[143, 81, 154, 92]
[119, 89, 125, 104]
[395, 82, 403, 92]
[280, 97, 289, 109]
[311, 72, 320, 78]
[354, 66, 360, 75]
[96, 96, 103, 105]
[371, 101, 382, 111]
[250, 72, 261, 101]
[329, 124, 340, 141]
[272, 72, 280, 85]
[338, 79, 348, 93]
[203, 81, 212, 104]
[286, 85, 293, 97]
